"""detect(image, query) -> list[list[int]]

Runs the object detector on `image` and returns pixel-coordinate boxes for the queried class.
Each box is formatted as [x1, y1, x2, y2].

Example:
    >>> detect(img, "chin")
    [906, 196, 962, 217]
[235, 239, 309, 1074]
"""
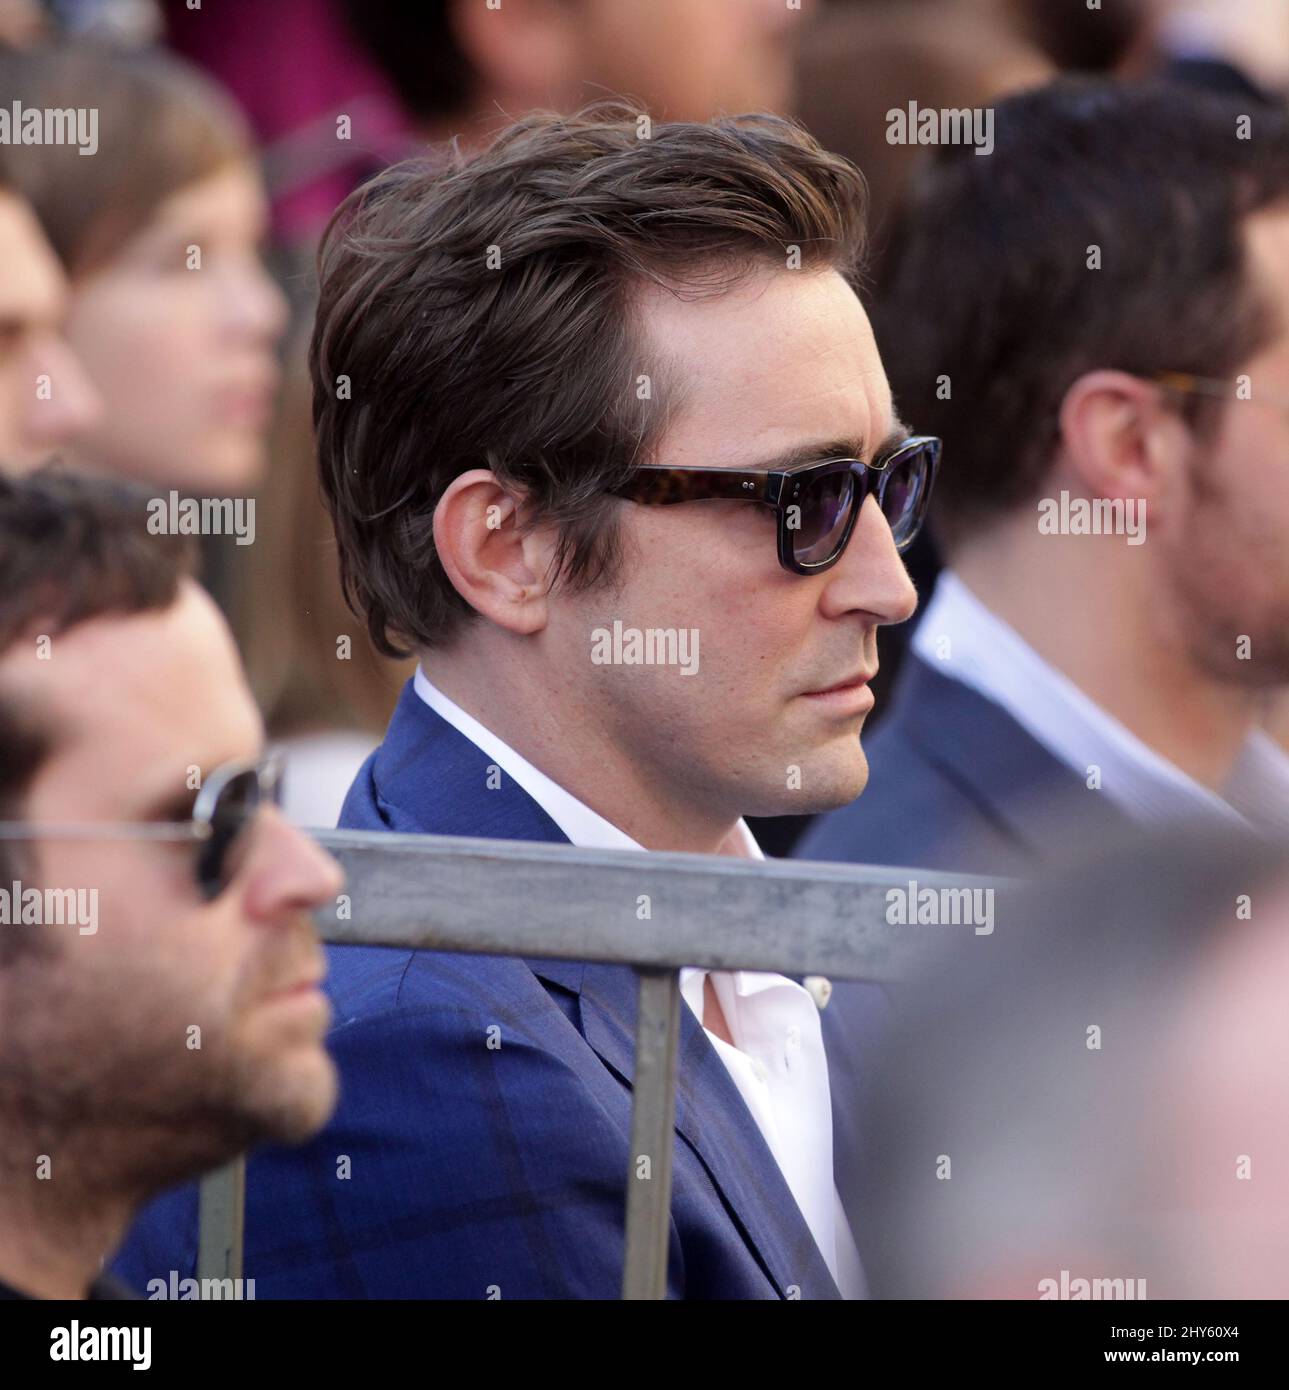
[177, 437, 268, 494]
[238, 1046, 339, 1145]
[146, 434, 268, 494]
[797, 732, 870, 808]
[746, 743, 869, 817]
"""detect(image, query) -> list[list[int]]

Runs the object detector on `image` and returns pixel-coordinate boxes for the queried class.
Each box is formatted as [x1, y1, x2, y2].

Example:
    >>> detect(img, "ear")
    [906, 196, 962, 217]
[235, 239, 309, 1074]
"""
[450, 0, 583, 107]
[1057, 369, 1189, 517]
[432, 469, 556, 636]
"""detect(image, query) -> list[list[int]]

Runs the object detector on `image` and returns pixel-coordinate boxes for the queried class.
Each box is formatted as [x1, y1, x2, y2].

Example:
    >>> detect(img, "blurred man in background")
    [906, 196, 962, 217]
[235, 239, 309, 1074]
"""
[855, 828, 1289, 1299]
[0, 470, 343, 1299]
[800, 81, 1289, 873]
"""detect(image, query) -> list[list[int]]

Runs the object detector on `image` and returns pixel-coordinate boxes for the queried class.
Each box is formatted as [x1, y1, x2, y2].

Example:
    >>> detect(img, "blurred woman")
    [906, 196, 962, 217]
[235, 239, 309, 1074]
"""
[0, 41, 404, 826]
[0, 42, 287, 491]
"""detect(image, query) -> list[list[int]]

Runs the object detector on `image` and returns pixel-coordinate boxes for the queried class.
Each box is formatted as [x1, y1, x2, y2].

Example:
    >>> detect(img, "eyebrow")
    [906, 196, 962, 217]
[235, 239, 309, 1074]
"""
[141, 785, 199, 824]
[743, 421, 910, 472]
[137, 752, 248, 823]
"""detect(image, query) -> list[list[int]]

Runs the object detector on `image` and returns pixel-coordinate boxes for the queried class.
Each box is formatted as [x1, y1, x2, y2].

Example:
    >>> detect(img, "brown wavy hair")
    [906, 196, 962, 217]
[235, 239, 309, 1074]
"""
[310, 100, 869, 658]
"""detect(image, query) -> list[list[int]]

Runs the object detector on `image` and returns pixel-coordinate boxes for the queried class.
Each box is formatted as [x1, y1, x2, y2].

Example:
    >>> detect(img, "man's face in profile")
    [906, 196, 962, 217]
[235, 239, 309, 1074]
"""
[1168, 206, 1289, 682]
[546, 264, 918, 823]
[0, 581, 343, 1186]
[0, 189, 100, 472]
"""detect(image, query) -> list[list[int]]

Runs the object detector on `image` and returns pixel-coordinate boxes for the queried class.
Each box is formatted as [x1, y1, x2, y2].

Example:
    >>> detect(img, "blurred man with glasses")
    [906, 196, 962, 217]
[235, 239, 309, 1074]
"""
[800, 80, 1289, 873]
[0, 469, 343, 1299]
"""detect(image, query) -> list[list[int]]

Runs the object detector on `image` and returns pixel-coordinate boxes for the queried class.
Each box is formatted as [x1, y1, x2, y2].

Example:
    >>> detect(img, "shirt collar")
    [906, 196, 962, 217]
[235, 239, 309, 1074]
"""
[413, 664, 765, 856]
[414, 665, 774, 1017]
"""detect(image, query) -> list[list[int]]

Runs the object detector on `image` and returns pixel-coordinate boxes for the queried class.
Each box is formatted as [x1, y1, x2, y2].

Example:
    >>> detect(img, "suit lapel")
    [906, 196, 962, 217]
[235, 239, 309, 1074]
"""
[898, 657, 1135, 861]
[570, 962, 842, 1300]
[819, 978, 894, 1297]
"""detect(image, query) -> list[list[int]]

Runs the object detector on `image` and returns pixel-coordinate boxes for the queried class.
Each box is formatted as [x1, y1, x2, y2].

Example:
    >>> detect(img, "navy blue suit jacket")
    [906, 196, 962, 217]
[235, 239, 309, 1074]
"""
[112, 681, 889, 1298]
[796, 655, 1133, 873]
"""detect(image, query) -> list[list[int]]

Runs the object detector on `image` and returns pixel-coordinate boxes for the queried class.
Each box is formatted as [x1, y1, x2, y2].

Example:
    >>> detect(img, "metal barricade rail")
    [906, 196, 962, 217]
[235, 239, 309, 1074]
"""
[197, 830, 996, 1299]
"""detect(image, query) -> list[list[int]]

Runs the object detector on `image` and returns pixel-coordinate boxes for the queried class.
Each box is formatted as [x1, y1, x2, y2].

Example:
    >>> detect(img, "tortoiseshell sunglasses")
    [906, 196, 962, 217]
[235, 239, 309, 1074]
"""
[608, 435, 941, 575]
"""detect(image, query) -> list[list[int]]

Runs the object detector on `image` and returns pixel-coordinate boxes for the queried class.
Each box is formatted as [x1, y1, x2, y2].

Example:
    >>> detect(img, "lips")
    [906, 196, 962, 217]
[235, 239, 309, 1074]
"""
[269, 977, 324, 997]
[803, 670, 875, 697]
[261, 957, 326, 1001]
[215, 364, 280, 422]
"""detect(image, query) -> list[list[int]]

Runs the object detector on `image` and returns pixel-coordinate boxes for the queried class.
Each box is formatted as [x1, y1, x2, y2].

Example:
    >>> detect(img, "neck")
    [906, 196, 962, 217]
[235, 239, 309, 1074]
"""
[0, 1125, 134, 1299]
[952, 523, 1259, 791]
[423, 641, 747, 855]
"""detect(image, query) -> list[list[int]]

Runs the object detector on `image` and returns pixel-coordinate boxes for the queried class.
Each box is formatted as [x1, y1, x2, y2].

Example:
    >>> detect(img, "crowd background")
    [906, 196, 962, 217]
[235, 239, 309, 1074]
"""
[7, 0, 1288, 837]
[3, 0, 1289, 1307]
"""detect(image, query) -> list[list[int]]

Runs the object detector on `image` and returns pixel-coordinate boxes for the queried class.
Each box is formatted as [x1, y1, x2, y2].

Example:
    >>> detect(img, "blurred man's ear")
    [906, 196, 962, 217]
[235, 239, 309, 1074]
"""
[1057, 369, 1189, 521]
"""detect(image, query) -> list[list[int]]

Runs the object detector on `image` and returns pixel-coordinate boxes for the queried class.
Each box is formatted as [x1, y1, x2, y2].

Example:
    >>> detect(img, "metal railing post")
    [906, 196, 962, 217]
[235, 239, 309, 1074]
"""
[621, 968, 682, 1299]
[196, 1157, 245, 1283]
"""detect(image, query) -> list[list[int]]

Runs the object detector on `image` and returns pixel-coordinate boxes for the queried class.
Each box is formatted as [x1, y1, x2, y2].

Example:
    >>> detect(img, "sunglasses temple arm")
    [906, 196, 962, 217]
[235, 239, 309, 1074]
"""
[0, 823, 211, 843]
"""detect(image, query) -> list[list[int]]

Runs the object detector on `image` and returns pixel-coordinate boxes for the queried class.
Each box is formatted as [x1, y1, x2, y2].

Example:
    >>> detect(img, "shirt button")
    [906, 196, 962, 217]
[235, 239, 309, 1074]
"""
[804, 975, 833, 1010]
[785, 1025, 801, 1050]
[752, 1059, 769, 1084]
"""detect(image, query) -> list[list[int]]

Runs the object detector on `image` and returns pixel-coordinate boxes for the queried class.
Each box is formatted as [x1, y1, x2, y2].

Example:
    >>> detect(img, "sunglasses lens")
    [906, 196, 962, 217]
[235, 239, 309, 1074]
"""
[793, 468, 856, 568]
[881, 443, 935, 551]
[196, 768, 261, 900]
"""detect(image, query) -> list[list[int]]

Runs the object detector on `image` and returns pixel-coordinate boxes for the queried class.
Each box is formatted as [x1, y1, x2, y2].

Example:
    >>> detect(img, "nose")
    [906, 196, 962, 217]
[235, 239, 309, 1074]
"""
[817, 493, 919, 624]
[219, 254, 289, 346]
[26, 333, 102, 451]
[241, 807, 346, 924]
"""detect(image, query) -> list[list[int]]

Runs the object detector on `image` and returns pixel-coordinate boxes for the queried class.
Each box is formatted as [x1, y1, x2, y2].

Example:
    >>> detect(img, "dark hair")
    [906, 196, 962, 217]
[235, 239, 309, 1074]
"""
[338, 0, 473, 124]
[311, 100, 869, 657]
[0, 469, 197, 888]
[1003, 0, 1149, 73]
[0, 42, 251, 276]
[875, 79, 1289, 550]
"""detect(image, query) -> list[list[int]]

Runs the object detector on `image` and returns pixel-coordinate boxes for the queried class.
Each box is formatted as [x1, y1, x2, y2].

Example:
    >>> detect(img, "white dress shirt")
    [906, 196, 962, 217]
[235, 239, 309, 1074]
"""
[912, 571, 1289, 835]
[413, 664, 865, 1297]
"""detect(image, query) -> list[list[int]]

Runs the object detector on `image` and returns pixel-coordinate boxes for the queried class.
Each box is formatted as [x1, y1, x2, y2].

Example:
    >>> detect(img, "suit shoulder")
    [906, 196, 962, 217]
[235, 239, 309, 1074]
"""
[795, 721, 967, 859]
[325, 944, 551, 1030]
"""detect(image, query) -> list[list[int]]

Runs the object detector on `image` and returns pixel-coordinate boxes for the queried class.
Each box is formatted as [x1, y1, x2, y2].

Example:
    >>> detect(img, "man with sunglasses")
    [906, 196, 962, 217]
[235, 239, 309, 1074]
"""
[800, 80, 1289, 874]
[114, 105, 932, 1299]
[0, 469, 344, 1300]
